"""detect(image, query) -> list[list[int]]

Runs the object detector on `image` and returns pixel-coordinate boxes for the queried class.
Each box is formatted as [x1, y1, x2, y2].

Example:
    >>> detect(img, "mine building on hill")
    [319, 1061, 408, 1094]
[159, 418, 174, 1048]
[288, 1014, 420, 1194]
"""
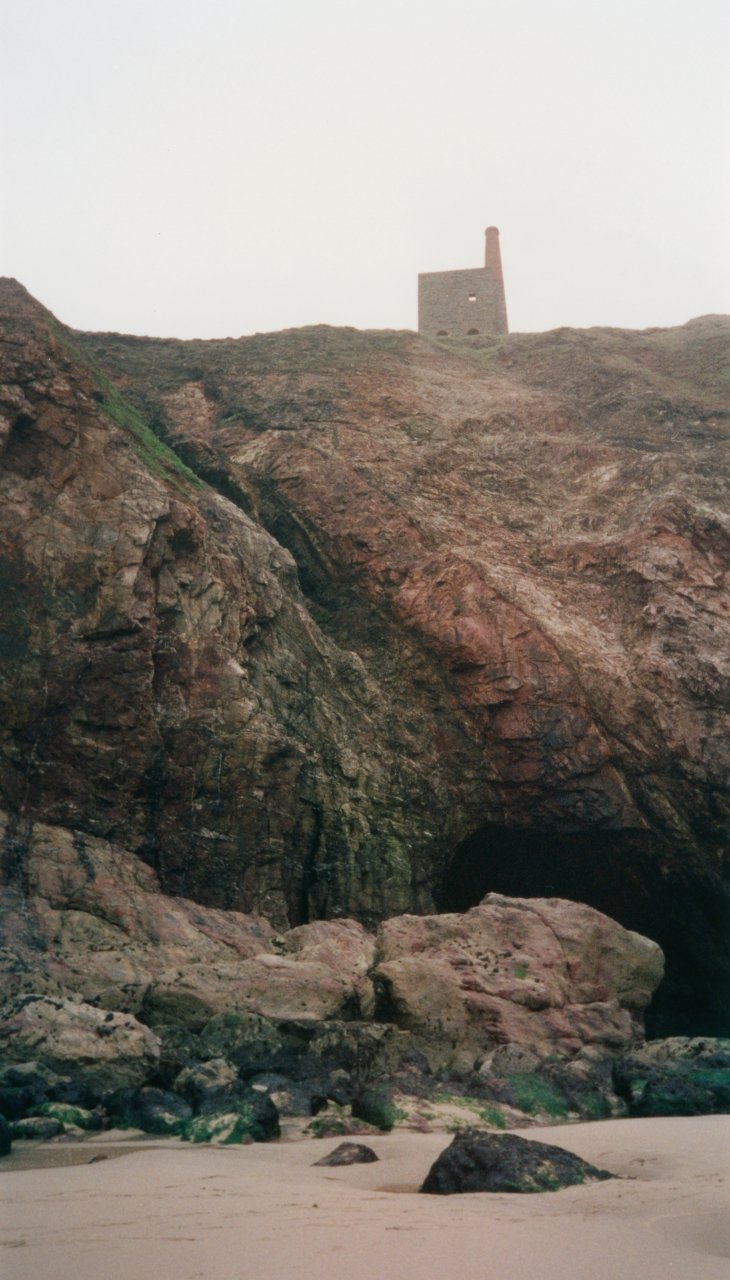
[418, 226, 508, 338]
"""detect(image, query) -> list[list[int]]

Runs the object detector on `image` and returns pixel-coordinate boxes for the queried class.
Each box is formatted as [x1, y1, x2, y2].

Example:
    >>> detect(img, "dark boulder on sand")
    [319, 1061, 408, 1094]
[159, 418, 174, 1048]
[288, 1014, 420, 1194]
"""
[313, 1141, 379, 1166]
[420, 1128, 614, 1194]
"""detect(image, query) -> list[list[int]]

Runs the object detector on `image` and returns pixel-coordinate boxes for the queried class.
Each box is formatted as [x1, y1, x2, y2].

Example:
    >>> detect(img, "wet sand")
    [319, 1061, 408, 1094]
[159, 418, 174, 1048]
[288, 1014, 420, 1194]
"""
[1, 1116, 728, 1280]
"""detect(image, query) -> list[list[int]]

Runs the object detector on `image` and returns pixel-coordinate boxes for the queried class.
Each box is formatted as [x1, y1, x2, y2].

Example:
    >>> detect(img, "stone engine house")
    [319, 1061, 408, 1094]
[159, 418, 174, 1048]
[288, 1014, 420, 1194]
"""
[418, 226, 508, 338]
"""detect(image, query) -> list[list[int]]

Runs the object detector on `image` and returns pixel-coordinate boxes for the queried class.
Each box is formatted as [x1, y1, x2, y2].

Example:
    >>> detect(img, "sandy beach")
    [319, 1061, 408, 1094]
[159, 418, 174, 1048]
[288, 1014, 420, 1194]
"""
[1, 1116, 728, 1280]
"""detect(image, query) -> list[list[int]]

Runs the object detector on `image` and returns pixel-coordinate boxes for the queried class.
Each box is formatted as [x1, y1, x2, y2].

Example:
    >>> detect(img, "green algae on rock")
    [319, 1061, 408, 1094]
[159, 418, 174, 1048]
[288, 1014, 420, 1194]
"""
[182, 1095, 280, 1145]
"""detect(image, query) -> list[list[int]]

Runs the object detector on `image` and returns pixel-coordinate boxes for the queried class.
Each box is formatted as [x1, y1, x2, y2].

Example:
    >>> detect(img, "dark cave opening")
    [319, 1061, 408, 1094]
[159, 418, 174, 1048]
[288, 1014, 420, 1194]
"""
[438, 823, 730, 1038]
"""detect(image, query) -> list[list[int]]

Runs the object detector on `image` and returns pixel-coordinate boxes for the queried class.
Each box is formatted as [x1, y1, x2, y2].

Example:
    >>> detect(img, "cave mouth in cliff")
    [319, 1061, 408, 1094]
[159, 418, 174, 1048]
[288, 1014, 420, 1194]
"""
[439, 822, 730, 1039]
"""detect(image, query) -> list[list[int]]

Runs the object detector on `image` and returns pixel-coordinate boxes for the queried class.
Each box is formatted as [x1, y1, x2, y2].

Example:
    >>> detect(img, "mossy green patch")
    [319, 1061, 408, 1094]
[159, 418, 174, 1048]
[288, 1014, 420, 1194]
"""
[217, 1011, 246, 1029]
[477, 1104, 508, 1128]
[352, 1088, 405, 1132]
[432, 1092, 508, 1128]
[100, 382, 203, 494]
[48, 318, 203, 495]
[580, 1093, 612, 1120]
[307, 1112, 349, 1139]
[39, 1102, 100, 1131]
[183, 1109, 256, 1145]
[690, 1068, 730, 1104]
[506, 1073, 569, 1118]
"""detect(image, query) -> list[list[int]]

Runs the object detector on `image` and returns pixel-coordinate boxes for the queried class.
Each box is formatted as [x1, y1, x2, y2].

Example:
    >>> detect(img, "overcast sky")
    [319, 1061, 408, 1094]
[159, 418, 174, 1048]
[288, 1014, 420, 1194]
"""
[2, 0, 728, 338]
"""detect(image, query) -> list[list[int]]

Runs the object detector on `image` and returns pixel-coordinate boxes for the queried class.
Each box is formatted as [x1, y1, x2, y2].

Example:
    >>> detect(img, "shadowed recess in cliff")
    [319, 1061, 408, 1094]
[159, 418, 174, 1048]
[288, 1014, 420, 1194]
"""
[438, 823, 730, 1039]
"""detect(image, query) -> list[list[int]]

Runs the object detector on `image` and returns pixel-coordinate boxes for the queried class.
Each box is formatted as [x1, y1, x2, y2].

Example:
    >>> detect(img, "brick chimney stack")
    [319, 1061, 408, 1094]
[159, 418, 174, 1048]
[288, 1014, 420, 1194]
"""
[485, 226, 508, 334]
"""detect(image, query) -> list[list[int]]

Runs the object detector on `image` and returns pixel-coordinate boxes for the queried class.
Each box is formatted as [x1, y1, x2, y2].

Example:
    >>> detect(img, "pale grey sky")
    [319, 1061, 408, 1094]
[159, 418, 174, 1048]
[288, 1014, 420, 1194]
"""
[2, 0, 728, 337]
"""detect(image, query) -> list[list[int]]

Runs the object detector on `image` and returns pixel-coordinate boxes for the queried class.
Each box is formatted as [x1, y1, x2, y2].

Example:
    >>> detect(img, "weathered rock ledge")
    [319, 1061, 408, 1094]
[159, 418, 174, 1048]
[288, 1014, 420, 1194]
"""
[0, 809, 661, 1061]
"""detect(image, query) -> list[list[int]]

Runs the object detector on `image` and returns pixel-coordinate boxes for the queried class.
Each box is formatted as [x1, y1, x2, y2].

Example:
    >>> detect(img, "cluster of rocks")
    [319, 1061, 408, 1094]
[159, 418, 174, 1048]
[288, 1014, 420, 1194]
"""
[0, 1020, 279, 1152]
[4, 1003, 729, 1162]
[613, 1036, 730, 1117]
[1, 812, 727, 1158]
[1, 813, 663, 1058]
[316, 1130, 616, 1192]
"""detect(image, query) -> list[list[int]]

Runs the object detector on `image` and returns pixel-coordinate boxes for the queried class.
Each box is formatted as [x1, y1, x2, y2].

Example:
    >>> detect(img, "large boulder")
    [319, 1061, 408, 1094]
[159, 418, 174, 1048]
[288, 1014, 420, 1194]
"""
[1, 817, 668, 1086]
[181, 1090, 280, 1144]
[374, 894, 663, 1068]
[127, 1087, 193, 1135]
[277, 920, 377, 1017]
[0, 1063, 59, 1119]
[1, 811, 668, 1090]
[146, 953, 362, 1027]
[0, 816, 371, 1030]
[420, 1128, 614, 1194]
[173, 1058, 246, 1114]
[0, 995, 160, 1094]
[10, 1115, 64, 1140]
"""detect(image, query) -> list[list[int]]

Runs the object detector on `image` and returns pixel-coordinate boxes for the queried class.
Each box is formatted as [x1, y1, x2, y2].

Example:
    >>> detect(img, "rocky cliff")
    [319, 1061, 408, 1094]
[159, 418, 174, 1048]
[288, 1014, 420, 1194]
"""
[1, 279, 728, 1033]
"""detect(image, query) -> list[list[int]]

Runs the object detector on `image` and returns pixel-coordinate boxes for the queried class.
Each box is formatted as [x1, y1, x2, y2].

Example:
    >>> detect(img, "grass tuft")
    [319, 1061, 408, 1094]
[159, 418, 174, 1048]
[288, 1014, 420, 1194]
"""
[100, 382, 203, 493]
[47, 316, 203, 494]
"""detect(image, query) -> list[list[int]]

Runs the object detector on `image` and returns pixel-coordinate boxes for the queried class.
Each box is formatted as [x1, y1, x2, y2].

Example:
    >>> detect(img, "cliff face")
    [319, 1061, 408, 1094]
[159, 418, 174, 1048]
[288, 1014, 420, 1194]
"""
[0, 281, 453, 931]
[1, 279, 728, 1033]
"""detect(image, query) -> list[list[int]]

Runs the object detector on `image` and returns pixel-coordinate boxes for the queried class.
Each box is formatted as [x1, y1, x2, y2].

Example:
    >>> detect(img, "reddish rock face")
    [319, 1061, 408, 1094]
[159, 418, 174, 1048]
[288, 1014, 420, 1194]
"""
[0, 281, 449, 932]
[0, 809, 663, 1066]
[374, 894, 663, 1067]
[0, 279, 728, 1033]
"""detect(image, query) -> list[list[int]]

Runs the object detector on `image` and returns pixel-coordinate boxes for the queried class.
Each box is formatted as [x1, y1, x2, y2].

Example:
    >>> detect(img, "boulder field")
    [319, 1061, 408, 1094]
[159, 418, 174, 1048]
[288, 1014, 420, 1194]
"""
[0, 809, 673, 1141]
[2, 816, 729, 1146]
[0, 278, 729, 1040]
[4, 814, 727, 1146]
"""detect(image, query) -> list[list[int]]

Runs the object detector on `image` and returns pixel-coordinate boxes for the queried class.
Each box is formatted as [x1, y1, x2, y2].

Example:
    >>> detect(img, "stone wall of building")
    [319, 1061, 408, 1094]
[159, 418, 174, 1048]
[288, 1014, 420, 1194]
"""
[418, 267, 504, 337]
[418, 227, 508, 338]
